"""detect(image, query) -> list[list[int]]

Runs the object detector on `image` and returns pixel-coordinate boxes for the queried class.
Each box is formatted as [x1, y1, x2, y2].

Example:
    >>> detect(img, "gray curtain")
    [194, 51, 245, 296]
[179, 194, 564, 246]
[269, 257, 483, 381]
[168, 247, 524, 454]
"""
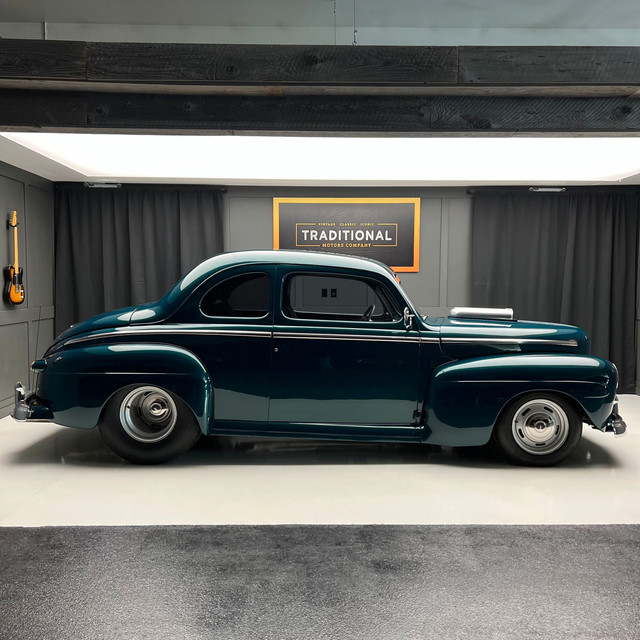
[55, 185, 224, 335]
[471, 192, 638, 392]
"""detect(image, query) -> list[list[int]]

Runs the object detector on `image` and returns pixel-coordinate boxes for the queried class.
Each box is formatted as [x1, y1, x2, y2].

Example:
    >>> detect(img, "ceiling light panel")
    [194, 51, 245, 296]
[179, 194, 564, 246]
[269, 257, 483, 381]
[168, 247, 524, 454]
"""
[2, 132, 640, 185]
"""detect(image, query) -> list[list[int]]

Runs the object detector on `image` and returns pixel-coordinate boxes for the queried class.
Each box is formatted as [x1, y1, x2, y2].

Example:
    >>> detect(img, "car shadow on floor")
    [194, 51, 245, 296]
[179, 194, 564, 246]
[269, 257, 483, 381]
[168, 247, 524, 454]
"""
[10, 425, 620, 469]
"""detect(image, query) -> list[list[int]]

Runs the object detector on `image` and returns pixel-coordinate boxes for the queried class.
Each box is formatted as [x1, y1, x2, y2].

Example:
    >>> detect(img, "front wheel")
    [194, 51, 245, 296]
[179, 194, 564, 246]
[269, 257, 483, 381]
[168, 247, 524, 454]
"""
[99, 385, 201, 464]
[493, 393, 582, 466]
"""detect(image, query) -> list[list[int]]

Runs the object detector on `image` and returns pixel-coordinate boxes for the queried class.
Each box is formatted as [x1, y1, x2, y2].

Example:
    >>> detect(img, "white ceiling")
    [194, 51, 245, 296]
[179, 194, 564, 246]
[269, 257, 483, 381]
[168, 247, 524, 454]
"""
[0, 0, 637, 29]
[1, 0, 640, 45]
[3, 132, 640, 187]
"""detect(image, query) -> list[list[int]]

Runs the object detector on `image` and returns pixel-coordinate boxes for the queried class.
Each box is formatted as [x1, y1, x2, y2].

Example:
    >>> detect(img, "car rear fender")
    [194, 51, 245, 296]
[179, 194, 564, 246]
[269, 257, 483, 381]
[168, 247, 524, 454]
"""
[36, 343, 212, 434]
[422, 354, 618, 446]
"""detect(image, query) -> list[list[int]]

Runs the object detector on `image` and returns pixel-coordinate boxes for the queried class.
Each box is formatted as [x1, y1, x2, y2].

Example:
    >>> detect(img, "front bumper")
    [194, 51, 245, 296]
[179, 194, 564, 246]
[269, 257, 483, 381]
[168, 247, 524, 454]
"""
[13, 382, 53, 421]
[602, 399, 626, 437]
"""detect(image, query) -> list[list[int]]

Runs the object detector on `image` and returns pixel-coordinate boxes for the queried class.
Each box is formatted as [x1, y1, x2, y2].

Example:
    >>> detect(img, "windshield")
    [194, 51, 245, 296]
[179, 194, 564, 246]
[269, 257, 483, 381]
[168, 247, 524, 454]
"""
[386, 267, 423, 318]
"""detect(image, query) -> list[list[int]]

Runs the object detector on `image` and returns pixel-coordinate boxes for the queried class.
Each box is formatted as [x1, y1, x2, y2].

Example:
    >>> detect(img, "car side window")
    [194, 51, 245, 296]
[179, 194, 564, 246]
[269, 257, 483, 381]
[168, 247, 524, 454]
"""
[283, 274, 400, 322]
[200, 272, 271, 318]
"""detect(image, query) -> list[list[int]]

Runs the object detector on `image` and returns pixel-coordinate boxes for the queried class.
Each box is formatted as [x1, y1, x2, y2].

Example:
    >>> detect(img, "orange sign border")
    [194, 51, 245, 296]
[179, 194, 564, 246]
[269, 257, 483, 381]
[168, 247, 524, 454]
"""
[273, 197, 420, 273]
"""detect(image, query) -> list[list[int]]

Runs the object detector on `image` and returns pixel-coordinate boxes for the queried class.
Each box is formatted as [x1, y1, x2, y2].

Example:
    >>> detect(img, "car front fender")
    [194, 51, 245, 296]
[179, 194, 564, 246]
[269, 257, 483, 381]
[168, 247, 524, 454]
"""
[423, 354, 618, 446]
[35, 343, 212, 434]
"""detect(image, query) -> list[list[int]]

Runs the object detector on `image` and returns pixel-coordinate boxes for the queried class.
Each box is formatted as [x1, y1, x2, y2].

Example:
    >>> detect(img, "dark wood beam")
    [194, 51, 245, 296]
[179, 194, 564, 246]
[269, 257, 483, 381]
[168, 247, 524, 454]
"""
[0, 40, 86, 80]
[86, 93, 429, 132]
[0, 90, 86, 127]
[86, 94, 640, 133]
[459, 46, 640, 85]
[87, 43, 458, 85]
[2, 40, 640, 92]
[1, 89, 640, 134]
[1, 41, 640, 134]
[430, 96, 640, 132]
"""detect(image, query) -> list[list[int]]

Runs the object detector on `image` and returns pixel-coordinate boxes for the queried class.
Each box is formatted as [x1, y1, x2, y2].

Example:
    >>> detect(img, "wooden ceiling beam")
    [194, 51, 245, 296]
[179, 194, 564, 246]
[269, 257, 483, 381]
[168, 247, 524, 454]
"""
[1, 89, 640, 134]
[1, 41, 640, 134]
[2, 40, 640, 91]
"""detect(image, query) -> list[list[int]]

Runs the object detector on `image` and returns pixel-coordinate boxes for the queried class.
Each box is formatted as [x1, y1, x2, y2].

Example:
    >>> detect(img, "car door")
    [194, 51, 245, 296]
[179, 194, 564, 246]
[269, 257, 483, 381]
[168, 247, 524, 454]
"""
[168, 265, 275, 429]
[269, 266, 421, 440]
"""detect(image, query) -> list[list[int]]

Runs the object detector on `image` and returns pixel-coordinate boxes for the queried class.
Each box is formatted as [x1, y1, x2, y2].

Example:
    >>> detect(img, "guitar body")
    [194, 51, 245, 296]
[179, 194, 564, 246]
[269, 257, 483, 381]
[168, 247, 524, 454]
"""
[3, 265, 24, 305]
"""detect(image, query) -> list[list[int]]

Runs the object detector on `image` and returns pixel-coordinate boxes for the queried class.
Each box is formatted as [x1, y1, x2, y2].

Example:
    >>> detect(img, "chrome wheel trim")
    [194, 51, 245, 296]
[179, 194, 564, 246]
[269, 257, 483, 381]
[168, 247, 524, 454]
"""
[511, 398, 570, 456]
[119, 386, 177, 444]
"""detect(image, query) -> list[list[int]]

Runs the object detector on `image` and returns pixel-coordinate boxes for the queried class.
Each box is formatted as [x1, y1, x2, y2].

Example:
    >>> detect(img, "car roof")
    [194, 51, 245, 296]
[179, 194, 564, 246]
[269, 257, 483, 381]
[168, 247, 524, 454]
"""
[178, 250, 396, 292]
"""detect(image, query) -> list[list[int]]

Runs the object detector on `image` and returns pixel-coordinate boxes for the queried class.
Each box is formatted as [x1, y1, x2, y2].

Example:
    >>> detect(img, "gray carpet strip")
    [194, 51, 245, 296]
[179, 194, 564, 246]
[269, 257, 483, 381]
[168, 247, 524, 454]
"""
[1, 525, 639, 639]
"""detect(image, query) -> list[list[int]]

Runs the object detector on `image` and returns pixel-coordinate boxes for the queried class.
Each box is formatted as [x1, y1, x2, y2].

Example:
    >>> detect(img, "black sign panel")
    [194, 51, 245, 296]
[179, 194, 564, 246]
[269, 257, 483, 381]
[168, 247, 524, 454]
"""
[273, 198, 420, 272]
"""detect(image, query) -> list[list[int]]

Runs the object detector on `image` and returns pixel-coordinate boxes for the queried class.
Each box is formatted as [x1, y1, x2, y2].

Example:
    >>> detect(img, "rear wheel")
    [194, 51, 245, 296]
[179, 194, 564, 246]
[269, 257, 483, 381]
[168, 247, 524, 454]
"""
[494, 393, 582, 466]
[99, 385, 201, 464]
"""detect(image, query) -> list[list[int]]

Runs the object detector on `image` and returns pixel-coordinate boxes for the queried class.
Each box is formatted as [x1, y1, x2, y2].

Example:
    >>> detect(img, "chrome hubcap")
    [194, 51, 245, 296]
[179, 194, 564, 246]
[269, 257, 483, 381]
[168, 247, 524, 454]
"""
[119, 387, 177, 444]
[511, 399, 569, 455]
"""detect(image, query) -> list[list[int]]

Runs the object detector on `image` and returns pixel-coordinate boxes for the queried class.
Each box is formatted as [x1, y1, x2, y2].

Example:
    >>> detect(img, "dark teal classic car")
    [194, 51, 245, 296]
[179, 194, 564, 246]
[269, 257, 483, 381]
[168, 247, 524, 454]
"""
[15, 250, 625, 465]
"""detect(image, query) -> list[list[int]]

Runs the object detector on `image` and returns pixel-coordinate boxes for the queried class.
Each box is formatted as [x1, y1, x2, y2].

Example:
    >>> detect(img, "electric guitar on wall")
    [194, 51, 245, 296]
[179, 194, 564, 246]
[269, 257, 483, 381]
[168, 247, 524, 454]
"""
[3, 210, 25, 305]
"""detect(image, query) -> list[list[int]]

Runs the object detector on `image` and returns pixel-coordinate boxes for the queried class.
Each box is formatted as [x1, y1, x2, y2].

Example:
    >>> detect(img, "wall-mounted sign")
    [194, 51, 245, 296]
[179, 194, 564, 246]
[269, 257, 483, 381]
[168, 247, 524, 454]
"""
[273, 198, 420, 272]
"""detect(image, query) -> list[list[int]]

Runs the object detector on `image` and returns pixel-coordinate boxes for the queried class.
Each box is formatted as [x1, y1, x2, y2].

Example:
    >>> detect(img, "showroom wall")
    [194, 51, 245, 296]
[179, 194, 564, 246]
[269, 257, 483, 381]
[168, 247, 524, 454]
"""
[4, 180, 639, 419]
[223, 186, 472, 317]
[0, 161, 54, 417]
[223, 185, 640, 392]
[2, 0, 639, 46]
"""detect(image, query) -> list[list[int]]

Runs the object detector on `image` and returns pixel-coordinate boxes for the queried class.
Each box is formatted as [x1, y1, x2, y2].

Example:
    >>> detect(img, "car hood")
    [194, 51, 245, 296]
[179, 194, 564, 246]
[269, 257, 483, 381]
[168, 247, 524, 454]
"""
[437, 317, 589, 359]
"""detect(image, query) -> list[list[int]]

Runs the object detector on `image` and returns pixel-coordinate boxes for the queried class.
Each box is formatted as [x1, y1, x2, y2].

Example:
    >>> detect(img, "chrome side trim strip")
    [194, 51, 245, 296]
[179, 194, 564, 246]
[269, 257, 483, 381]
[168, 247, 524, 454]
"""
[271, 422, 417, 430]
[441, 337, 578, 347]
[65, 328, 273, 345]
[274, 332, 423, 344]
[60, 328, 575, 348]
[454, 379, 597, 384]
[64, 326, 440, 346]
[64, 335, 106, 346]
[116, 326, 272, 336]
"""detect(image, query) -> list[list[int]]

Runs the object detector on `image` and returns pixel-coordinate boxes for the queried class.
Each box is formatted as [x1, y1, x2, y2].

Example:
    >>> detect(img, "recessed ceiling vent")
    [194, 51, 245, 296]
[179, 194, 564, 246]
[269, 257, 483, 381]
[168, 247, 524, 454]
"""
[450, 307, 514, 321]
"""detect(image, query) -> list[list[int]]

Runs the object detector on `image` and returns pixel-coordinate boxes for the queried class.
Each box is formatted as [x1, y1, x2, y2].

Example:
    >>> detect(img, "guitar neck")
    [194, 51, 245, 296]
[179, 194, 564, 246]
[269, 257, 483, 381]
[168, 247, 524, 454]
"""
[12, 216, 18, 271]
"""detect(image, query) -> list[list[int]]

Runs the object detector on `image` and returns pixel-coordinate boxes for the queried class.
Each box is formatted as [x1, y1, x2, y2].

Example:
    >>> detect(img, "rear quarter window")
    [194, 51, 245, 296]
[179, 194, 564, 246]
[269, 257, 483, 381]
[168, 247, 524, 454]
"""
[200, 272, 270, 318]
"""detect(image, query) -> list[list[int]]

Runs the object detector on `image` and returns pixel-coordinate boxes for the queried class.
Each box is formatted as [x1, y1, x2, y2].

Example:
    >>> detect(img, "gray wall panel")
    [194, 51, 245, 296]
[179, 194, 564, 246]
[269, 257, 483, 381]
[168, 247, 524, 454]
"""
[0, 322, 29, 405]
[446, 197, 472, 307]
[399, 197, 441, 309]
[228, 197, 273, 250]
[0, 162, 54, 417]
[25, 185, 54, 308]
[28, 316, 53, 387]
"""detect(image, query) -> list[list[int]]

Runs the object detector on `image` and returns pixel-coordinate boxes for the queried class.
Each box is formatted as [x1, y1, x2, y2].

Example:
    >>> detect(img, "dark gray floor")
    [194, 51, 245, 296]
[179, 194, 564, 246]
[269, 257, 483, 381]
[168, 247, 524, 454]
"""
[1, 525, 639, 640]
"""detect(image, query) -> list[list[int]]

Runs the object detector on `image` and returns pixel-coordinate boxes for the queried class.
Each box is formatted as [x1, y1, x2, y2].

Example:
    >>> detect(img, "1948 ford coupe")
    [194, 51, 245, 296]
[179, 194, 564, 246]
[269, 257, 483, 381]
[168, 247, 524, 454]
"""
[14, 250, 626, 465]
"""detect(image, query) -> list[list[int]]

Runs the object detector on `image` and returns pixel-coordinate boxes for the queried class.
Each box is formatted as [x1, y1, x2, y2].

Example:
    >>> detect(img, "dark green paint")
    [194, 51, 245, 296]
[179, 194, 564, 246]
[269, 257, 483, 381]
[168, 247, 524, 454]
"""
[36, 343, 211, 433]
[438, 316, 590, 358]
[21, 250, 621, 445]
[425, 353, 617, 446]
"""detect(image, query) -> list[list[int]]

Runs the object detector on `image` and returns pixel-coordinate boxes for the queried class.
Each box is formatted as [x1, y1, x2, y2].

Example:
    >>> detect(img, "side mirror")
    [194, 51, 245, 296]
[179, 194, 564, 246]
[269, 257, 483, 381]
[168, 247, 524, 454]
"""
[403, 307, 415, 331]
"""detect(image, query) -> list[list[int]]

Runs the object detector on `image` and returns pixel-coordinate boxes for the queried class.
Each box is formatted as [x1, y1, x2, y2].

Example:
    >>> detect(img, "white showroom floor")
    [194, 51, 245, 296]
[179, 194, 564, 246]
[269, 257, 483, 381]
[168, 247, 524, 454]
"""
[1, 394, 639, 527]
